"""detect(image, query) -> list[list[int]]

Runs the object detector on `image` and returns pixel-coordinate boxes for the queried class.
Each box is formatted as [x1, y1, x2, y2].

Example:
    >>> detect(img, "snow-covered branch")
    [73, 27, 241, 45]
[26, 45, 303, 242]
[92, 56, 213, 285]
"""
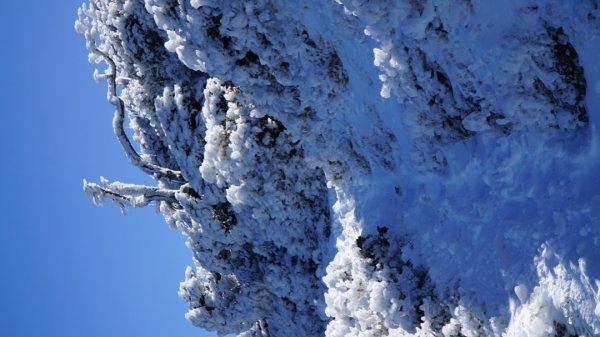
[83, 177, 178, 211]
[76, 2, 184, 183]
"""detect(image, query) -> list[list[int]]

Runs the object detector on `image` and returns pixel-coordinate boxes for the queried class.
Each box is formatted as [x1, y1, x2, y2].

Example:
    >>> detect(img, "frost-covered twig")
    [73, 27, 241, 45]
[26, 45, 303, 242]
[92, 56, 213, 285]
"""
[83, 177, 178, 211]
[99, 49, 184, 182]
[76, 2, 184, 183]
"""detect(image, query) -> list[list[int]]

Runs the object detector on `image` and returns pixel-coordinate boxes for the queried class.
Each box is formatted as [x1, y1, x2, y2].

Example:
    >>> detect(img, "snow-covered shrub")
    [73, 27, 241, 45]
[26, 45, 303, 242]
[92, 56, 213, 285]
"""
[78, 0, 600, 336]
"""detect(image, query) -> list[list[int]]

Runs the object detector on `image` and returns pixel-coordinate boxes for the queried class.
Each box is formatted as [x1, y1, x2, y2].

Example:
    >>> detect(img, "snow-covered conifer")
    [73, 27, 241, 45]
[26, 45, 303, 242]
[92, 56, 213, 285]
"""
[78, 1, 600, 336]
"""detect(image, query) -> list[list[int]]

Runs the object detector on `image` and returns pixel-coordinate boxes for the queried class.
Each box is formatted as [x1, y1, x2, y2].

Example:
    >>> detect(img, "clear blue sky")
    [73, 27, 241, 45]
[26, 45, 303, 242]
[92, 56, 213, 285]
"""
[0, 2, 216, 337]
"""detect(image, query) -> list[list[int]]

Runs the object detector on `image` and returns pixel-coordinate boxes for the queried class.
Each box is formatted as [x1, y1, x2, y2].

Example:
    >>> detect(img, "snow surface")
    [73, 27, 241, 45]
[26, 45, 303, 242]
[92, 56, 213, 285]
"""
[77, 0, 600, 336]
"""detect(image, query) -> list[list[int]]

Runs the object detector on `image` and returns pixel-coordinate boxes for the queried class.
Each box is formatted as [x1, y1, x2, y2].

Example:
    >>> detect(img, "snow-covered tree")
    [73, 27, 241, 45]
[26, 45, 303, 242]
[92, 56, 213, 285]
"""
[77, 1, 600, 336]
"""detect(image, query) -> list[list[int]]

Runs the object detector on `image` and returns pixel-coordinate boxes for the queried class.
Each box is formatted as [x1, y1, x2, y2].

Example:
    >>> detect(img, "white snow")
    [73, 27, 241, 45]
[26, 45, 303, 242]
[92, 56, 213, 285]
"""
[78, 0, 600, 336]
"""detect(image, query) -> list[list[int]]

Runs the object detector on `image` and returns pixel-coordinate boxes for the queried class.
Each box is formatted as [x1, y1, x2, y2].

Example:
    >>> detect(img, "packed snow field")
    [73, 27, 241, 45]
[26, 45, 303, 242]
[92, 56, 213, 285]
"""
[77, 0, 600, 336]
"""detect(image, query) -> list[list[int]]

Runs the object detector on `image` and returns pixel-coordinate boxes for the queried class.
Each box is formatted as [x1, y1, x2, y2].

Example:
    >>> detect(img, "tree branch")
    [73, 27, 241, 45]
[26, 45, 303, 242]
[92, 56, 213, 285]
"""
[83, 177, 178, 211]
[97, 49, 185, 182]
[78, 2, 185, 183]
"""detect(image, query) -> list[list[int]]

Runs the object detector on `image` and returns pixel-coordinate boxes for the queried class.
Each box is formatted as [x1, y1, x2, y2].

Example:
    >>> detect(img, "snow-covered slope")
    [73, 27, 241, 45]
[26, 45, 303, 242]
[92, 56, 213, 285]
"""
[77, 1, 600, 336]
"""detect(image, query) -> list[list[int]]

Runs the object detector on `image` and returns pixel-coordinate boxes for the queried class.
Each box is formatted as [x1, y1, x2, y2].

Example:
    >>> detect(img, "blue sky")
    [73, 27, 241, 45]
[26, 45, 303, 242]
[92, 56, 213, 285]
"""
[0, 2, 216, 336]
